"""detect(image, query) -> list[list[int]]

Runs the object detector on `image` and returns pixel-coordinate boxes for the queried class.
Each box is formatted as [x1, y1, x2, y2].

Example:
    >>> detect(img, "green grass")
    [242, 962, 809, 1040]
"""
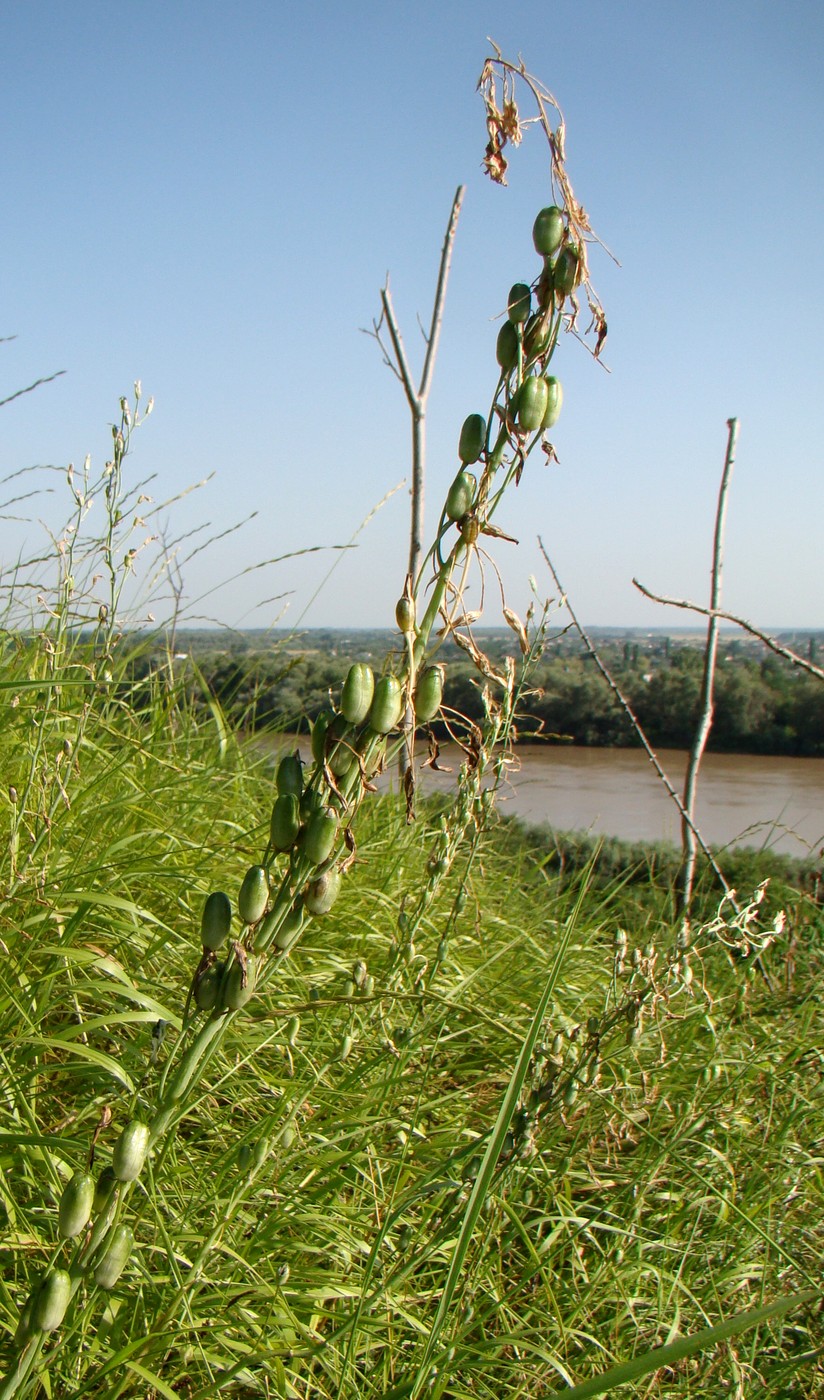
[1, 656, 821, 1398]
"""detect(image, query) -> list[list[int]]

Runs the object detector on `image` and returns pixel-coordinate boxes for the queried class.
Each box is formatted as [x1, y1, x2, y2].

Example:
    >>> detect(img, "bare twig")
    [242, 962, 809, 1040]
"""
[538, 538, 738, 907]
[632, 583, 824, 684]
[374, 185, 465, 584]
[680, 419, 738, 917]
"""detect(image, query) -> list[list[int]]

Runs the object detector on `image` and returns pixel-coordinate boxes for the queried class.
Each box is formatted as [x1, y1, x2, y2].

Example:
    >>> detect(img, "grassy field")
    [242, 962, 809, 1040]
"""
[1, 638, 821, 1397]
[2, 77, 822, 1393]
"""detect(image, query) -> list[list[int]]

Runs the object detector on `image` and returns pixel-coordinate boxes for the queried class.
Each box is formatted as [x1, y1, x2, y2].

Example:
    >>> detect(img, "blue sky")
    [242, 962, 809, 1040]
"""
[2, 0, 822, 634]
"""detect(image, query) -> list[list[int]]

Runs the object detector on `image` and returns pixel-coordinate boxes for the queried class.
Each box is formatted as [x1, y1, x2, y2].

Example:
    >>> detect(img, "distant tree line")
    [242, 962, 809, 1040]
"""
[123, 634, 824, 758]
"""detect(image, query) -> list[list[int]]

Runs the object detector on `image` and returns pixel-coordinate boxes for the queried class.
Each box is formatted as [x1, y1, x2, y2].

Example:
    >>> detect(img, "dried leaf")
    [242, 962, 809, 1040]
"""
[503, 605, 530, 656]
[500, 98, 522, 144]
[404, 764, 416, 824]
[481, 521, 518, 545]
[593, 311, 608, 358]
[341, 827, 358, 873]
[423, 734, 452, 772]
[483, 137, 508, 185]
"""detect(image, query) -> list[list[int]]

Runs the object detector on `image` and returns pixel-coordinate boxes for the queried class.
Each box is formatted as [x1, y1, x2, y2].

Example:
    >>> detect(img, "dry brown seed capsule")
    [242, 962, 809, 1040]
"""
[460, 513, 480, 545]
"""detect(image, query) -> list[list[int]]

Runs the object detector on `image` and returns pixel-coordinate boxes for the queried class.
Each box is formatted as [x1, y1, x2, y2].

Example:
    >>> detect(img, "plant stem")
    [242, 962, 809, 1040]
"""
[680, 418, 739, 919]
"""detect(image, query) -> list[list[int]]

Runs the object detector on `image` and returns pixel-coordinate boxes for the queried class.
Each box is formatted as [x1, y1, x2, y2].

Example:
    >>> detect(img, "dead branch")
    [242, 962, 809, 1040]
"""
[632, 582, 824, 684]
[538, 537, 738, 909]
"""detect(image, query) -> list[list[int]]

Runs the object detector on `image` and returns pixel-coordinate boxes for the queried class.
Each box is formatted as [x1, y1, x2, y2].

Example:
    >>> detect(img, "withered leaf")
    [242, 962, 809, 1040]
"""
[503, 605, 530, 656]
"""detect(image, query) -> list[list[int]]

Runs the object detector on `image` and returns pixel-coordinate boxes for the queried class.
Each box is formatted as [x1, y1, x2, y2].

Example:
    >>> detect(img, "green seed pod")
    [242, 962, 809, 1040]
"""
[237, 1143, 254, 1171]
[253, 1136, 270, 1167]
[445, 471, 476, 523]
[455, 888, 467, 914]
[496, 319, 519, 372]
[277, 752, 303, 798]
[302, 805, 338, 866]
[338, 1033, 354, 1062]
[93, 1224, 134, 1290]
[195, 962, 222, 1010]
[14, 1293, 36, 1346]
[311, 710, 334, 765]
[112, 1121, 150, 1182]
[32, 1269, 71, 1332]
[516, 376, 549, 433]
[413, 665, 444, 723]
[460, 514, 480, 545]
[536, 259, 555, 310]
[562, 1081, 578, 1108]
[279, 1125, 295, 1149]
[458, 413, 486, 465]
[93, 1166, 117, 1214]
[286, 1014, 300, 1045]
[554, 244, 581, 295]
[369, 674, 403, 734]
[270, 793, 301, 853]
[305, 866, 341, 916]
[327, 715, 356, 777]
[363, 973, 375, 996]
[223, 952, 257, 1011]
[58, 1171, 95, 1238]
[300, 786, 325, 822]
[238, 865, 268, 925]
[507, 282, 532, 324]
[395, 595, 416, 634]
[541, 376, 563, 430]
[532, 205, 565, 256]
[273, 905, 306, 952]
[200, 890, 232, 950]
[341, 662, 375, 725]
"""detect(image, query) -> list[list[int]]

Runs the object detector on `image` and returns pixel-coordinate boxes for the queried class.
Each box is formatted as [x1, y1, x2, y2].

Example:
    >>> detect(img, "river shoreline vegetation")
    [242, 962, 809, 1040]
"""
[2, 52, 822, 1400]
[121, 626, 824, 759]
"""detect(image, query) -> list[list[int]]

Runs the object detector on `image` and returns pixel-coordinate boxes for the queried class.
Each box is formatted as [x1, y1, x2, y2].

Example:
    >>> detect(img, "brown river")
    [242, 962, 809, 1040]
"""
[263, 740, 824, 857]
[414, 745, 824, 857]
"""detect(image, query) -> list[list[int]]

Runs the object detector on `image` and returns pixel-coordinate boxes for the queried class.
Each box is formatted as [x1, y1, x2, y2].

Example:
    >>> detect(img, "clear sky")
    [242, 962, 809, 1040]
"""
[2, 0, 822, 635]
